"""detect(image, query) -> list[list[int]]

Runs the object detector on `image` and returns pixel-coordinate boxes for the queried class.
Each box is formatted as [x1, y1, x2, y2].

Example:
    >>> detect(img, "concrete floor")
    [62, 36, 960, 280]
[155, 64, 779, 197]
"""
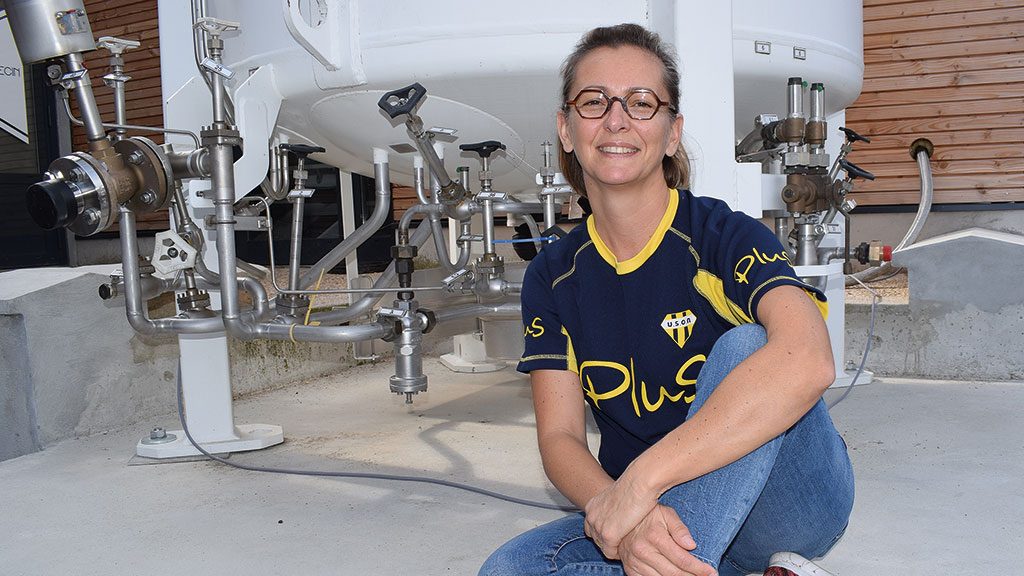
[1, 358, 1021, 575]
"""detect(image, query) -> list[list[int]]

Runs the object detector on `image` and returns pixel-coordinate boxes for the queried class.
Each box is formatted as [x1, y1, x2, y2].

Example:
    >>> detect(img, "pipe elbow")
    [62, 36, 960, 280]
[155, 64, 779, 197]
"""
[126, 310, 160, 336]
[223, 315, 258, 340]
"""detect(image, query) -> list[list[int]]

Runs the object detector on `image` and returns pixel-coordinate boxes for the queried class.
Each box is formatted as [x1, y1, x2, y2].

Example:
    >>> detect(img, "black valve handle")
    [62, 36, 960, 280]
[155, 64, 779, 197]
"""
[378, 83, 427, 119]
[280, 143, 326, 157]
[839, 158, 875, 181]
[459, 140, 506, 159]
[839, 126, 871, 144]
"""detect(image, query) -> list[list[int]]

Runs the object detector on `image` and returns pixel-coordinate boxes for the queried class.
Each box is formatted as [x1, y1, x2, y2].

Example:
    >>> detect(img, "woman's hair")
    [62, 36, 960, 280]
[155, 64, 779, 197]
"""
[559, 23, 691, 197]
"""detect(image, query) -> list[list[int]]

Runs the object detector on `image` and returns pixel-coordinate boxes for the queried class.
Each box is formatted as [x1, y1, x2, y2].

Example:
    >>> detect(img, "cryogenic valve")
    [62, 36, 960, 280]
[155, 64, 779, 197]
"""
[8, 2, 174, 236]
[26, 137, 173, 235]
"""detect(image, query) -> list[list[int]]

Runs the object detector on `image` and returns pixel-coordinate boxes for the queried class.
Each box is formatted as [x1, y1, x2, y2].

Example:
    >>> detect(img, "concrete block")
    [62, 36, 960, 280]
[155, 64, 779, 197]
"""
[892, 227, 1024, 314]
[845, 228, 1024, 380]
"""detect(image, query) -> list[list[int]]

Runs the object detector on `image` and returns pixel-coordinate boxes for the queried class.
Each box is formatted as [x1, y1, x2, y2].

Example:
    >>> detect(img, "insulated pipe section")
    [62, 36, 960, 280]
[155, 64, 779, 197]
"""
[299, 148, 391, 288]
[482, 198, 496, 255]
[288, 195, 305, 290]
[167, 148, 211, 179]
[65, 53, 106, 142]
[787, 77, 804, 120]
[416, 157, 465, 274]
[413, 156, 431, 204]
[806, 83, 826, 151]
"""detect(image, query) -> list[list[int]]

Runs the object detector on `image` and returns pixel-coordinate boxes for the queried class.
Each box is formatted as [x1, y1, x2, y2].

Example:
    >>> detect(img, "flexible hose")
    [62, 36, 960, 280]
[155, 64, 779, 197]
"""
[846, 140, 933, 286]
[828, 276, 880, 409]
[173, 359, 577, 512]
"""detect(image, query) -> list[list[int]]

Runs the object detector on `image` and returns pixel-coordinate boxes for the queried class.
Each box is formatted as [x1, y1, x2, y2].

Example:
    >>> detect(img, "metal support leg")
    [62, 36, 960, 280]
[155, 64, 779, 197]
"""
[135, 334, 283, 458]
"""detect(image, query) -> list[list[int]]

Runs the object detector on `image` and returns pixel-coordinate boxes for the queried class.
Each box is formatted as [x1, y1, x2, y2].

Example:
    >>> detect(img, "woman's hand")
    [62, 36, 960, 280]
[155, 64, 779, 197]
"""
[583, 474, 659, 559]
[619, 505, 716, 576]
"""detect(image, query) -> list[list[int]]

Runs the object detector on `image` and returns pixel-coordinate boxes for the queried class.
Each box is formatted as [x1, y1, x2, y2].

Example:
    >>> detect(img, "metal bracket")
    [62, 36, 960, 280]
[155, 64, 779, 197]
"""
[427, 127, 458, 137]
[538, 185, 573, 197]
[377, 307, 410, 320]
[203, 213, 267, 231]
[287, 188, 315, 199]
[200, 56, 235, 80]
[441, 268, 473, 291]
[475, 191, 507, 201]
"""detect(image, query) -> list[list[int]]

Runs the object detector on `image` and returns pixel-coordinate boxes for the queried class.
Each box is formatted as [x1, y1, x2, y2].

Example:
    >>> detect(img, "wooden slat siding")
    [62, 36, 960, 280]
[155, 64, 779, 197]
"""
[853, 144, 1023, 164]
[864, 38, 1024, 64]
[862, 68, 1024, 92]
[864, 0, 1024, 21]
[846, 1, 1024, 205]
[865, 53, 1024, 78]
[67, 0, 167, 230]
[860, 128, 1024, 149]
[853, 189, 1020, 205]
[868, 158, 1024, 177]
[865, 6, 1024, 34]
[71, 0, 162, 149]
[391, 186, 423, 220]
[847, 98, 1023, 122]
[854, 83, 1024, 106]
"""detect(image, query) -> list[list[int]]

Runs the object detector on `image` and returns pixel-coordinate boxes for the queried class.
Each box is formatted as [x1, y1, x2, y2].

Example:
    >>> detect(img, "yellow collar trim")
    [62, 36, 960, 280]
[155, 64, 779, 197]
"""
[587, 188, 678, 275]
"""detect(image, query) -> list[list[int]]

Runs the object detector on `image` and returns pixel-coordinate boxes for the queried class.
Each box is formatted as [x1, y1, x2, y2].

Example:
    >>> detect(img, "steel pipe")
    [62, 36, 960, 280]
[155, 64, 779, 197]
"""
[299, 149, 392, 288]
[119, 208, 224, 335]
[65, 53, 106, 141]
[309, 221, 434, 325]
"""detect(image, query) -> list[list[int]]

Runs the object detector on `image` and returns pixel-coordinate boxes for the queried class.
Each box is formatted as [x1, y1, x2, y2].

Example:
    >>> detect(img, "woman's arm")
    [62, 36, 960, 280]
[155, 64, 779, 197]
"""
[531, 369, 615, 508]
[585, 285, 835, 556]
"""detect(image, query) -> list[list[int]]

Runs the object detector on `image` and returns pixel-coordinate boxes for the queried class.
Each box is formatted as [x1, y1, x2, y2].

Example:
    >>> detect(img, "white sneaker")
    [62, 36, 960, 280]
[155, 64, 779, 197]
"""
[763, 552, 837, 576]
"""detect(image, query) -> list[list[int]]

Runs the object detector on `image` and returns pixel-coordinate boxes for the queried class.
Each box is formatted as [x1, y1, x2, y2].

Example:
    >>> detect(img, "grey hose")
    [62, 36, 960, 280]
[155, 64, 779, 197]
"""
[847, 141, 933, 285]
[173, 358, 576, 512]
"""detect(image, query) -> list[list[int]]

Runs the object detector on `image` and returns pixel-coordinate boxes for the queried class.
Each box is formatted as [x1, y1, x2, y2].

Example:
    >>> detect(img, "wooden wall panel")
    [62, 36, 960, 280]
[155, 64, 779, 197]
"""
[69, 0, 165, 229]
[847, 0, 1024, 206]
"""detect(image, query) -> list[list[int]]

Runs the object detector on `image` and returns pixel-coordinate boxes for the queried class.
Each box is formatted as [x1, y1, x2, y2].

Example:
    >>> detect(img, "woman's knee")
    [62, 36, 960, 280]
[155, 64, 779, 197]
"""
[478, 545, 528, 576]
[692, 324, 768, 406]
[711, 324, 767, 361]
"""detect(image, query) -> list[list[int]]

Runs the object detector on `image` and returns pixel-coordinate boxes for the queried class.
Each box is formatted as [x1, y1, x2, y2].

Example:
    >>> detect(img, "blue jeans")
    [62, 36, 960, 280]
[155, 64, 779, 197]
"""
[480, 325, 854, 576]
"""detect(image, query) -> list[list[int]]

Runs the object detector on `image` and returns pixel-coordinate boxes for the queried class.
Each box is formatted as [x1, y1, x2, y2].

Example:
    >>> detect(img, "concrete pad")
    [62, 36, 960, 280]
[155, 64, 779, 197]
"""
[892, 227, 1024, 314]
[1, 358, 1021, 575]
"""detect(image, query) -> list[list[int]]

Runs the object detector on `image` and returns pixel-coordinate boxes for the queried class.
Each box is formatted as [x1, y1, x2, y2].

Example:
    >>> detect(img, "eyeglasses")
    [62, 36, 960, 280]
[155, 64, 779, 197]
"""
[564, 88, 676, 121]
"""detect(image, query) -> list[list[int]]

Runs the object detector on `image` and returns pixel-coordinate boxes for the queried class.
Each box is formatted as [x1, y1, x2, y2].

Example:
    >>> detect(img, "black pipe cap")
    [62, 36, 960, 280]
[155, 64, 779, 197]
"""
[26, 179, 79, 230]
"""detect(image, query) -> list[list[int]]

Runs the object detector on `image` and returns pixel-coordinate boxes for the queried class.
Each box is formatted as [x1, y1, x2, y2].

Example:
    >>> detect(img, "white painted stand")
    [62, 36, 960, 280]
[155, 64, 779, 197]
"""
[440, 332, 505, 373]
[795, 261, 874, 389]
[135, 333, 283, 459]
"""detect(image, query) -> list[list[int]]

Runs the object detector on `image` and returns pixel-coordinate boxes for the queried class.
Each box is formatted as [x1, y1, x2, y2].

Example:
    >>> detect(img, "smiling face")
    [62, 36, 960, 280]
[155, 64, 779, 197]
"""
[557, 45, 683, 197]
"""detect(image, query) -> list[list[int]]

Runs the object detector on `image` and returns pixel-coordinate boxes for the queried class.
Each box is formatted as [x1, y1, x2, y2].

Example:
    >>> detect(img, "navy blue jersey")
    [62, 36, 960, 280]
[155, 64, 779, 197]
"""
[517, 188, 827, 479]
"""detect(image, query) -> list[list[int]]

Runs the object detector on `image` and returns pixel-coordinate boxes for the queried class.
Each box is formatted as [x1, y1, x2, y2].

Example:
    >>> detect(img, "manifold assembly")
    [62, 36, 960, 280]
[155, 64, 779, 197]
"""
[5, 0, 882, 458]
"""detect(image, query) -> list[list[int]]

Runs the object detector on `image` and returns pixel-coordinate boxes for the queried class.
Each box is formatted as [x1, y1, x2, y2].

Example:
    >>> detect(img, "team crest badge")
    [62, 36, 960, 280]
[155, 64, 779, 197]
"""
[661, 310, 697, 348]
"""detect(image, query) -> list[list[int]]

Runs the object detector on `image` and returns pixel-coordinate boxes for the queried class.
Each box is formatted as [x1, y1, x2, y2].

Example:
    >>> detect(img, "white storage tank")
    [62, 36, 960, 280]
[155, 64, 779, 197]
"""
[161, 1, 863, 196]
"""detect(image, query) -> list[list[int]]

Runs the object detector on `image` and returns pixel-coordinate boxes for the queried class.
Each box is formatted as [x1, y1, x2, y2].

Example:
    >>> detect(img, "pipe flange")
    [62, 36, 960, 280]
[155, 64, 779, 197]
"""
[47, 153, 116, 236]
[200, 126, 241, 147]
[177, 288, 211, 313]
[275, 293, 310, 318]
[116, 137, 172, 213]
[909, 138, 934, 160]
